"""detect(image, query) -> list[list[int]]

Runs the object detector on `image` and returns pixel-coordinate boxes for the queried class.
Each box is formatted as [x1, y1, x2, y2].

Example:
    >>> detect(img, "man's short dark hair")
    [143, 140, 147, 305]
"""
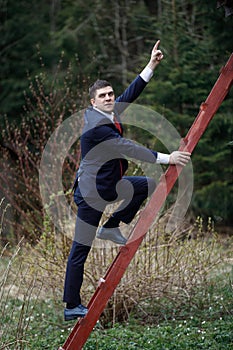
[89, 79, 112, 99]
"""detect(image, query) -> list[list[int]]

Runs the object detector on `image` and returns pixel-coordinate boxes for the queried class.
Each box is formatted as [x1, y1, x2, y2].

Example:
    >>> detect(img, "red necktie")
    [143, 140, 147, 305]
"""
[113, 115, 123, 177]
[114, 116, 122, 135]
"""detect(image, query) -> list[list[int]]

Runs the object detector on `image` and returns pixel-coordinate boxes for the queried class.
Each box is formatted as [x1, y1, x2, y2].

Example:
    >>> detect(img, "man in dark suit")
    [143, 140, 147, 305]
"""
[63, 40, 191, 321]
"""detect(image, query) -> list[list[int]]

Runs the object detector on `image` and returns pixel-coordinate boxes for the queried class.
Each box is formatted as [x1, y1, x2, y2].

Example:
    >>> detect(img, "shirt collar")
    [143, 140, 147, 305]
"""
[93, 107, 114, 123]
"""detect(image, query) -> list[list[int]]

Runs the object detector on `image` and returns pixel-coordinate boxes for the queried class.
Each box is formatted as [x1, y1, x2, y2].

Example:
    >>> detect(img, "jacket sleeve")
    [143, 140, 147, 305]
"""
[115, 75, 147, 115]
[93, 125, 158, 164]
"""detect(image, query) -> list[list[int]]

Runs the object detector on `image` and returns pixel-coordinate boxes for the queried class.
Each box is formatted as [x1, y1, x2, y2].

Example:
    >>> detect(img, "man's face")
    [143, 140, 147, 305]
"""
[90, 86, 115, 113]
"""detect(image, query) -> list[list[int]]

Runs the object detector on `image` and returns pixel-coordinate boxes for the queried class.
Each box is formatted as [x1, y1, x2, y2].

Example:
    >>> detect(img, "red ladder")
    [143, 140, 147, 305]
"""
[59, 53, 233, 350]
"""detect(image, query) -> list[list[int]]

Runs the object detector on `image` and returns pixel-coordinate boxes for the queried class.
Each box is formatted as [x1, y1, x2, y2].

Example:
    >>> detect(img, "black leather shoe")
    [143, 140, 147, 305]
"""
[96, 226, 127, 245]
[64, 304, 88, 321]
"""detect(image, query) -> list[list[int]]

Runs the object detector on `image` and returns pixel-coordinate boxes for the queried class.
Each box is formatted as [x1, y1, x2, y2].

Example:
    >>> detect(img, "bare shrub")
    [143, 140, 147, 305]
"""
[22, 213, 225, 327]
[0, 54, 86, 242]
[84, 216, 226, 326]
[21, 219, 70, 302]
[10, 214, 227, 328]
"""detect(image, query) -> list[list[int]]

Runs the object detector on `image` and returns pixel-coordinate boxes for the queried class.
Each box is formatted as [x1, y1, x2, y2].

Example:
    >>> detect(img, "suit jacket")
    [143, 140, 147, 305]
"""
[74, 75, 158, 203]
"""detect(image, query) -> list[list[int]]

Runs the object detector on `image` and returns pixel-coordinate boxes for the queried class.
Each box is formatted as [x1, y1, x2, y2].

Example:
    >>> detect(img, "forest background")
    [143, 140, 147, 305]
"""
[0, 0, 232, 242]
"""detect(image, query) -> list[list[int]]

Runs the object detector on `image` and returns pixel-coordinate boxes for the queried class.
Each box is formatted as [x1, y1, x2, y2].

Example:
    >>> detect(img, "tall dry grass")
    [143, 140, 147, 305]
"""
[18, 211, 226, 327]
[84, 216, 225, 325]
[0, 199, 44, 349]
[0, 198, 229, 347]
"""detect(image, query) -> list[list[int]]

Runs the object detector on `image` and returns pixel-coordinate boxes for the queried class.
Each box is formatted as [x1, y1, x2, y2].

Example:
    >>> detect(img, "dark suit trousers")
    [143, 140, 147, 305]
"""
[63, 176, 156, 306]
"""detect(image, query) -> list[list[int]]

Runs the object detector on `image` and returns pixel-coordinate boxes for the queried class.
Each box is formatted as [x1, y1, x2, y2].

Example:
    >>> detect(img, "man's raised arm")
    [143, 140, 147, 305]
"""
[116, 40, 164, 106]
[140, 39, 164, 82]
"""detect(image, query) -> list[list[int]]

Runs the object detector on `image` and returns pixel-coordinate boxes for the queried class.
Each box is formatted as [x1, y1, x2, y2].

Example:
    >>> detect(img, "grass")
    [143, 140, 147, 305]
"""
[86, 317, 233, 350]
[0, 267, 232, 349]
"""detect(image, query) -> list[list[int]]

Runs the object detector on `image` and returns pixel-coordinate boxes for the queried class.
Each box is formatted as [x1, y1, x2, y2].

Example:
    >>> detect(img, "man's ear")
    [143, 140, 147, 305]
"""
[90, 98, 95, 106]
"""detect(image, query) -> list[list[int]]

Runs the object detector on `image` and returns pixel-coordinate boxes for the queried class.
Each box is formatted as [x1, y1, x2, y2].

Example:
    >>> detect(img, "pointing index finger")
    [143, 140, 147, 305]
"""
[153, 40, 160, 51]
